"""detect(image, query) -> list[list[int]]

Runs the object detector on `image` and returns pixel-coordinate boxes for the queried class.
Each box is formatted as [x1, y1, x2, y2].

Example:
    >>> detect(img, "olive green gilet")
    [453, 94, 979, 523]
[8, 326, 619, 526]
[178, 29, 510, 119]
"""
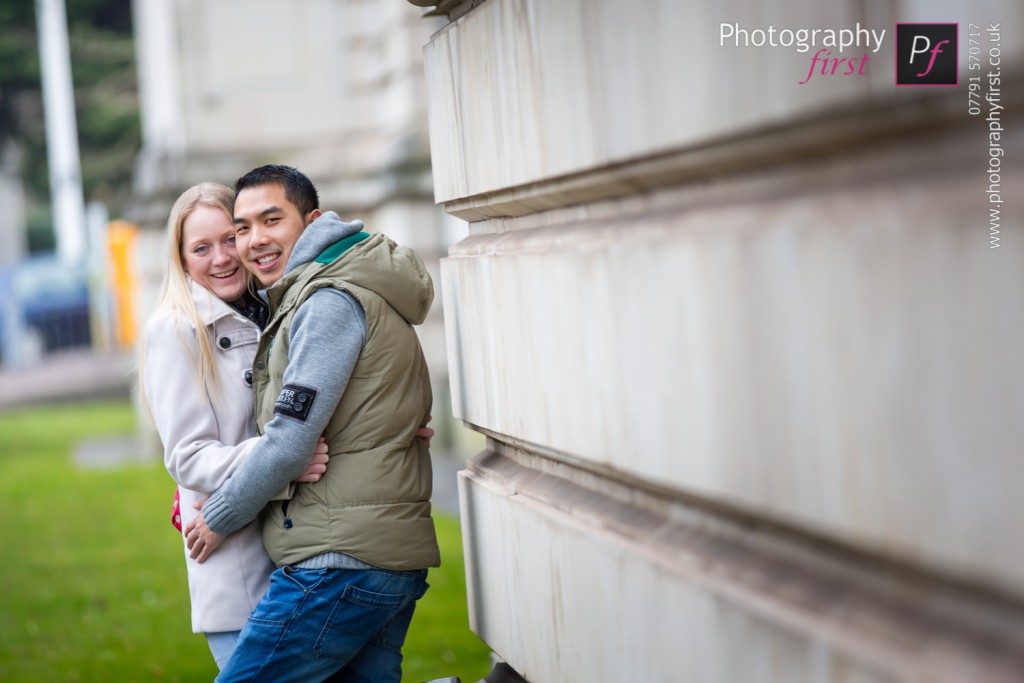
[252, 235, 439, 570]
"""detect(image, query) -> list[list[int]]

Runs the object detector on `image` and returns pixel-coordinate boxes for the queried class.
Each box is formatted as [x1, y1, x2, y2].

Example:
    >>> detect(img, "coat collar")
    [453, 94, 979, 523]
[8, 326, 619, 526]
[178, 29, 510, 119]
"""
[189, 278, 240, 328]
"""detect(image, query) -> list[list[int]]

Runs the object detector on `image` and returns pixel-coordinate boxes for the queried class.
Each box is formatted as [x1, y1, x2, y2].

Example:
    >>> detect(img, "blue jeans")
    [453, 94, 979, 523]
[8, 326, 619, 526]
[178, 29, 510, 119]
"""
[215, 565, 429, 683]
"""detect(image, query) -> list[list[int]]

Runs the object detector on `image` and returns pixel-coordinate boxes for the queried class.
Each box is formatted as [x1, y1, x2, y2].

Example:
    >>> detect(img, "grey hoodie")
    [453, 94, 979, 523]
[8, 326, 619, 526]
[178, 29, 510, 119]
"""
[201, 212, 371, 539]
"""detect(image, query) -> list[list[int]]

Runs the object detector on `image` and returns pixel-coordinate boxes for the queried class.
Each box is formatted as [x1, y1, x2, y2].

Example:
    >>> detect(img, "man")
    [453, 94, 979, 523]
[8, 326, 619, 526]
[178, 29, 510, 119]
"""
[185, 165, 445, 683]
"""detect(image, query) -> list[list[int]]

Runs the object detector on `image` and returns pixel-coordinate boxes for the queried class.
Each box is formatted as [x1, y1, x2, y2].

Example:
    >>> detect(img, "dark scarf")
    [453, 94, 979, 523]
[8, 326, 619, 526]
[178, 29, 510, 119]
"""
[229, 290, 269, 330]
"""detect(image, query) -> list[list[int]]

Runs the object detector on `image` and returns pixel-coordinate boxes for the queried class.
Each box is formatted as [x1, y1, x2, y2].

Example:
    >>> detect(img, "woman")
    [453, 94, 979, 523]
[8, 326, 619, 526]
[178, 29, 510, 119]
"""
[139, 182, 329, 668]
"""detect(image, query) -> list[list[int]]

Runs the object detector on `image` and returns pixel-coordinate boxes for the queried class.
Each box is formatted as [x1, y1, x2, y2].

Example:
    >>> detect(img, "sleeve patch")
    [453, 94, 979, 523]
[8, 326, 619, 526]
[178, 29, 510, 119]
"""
[273, 384, 318, 422]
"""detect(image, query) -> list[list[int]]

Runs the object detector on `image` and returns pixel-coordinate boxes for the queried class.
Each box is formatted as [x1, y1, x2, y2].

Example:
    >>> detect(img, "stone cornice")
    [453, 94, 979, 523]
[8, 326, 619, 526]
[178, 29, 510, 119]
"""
[407, 0, 483, 21]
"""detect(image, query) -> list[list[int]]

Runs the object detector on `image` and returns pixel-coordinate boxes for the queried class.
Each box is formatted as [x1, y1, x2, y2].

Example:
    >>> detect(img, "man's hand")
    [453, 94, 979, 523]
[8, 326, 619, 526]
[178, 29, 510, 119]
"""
[415, 415, 434, 448]
[184, 499, 225, 564]
[295, 437, 329, 483]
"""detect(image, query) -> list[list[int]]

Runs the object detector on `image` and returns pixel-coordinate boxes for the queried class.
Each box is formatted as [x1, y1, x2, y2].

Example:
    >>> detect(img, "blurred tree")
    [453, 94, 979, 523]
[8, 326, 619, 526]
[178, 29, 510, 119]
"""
[0, 0, 139, 246]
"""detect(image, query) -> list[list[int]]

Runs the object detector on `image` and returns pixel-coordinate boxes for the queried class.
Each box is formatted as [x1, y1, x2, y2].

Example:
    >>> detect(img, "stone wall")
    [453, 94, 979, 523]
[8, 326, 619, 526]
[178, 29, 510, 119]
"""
[417, 0, 1024, 680]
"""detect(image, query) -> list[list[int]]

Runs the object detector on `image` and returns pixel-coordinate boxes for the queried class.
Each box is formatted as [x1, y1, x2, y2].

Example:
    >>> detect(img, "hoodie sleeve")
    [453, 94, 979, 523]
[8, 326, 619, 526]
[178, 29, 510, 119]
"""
[200, 288, 366, 535]
[143, 312, 260, 493]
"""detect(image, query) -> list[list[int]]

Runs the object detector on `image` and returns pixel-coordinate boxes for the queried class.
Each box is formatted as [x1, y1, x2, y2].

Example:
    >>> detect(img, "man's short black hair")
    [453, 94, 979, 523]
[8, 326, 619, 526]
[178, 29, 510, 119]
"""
[234, 164, 319, 217]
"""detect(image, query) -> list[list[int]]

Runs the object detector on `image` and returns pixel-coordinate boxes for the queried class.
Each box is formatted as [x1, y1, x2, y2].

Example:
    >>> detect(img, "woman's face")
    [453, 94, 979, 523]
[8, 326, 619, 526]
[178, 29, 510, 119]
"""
[181, 204, 247, 304]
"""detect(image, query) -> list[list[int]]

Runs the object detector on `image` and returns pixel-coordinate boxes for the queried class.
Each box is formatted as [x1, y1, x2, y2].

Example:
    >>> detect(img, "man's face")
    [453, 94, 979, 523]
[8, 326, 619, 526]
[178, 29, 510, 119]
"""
[233, 183, 320, 286]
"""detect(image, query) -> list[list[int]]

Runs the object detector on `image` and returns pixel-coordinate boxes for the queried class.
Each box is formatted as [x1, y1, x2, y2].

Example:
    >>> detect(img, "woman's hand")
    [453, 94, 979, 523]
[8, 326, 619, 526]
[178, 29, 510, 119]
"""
[185, 500, 225, 564]
[294, 437, 329, 483]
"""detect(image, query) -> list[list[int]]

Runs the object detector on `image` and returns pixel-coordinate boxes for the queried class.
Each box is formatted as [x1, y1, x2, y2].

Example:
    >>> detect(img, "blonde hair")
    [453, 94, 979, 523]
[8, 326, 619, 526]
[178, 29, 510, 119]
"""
[140, 182, 253, 407]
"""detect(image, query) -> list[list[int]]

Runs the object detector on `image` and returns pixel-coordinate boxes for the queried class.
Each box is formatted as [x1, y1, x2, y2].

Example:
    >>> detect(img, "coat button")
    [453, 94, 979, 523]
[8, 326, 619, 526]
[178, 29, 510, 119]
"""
[244, 370, 253, 386]
[219, 337, 231, 349]
[255, 361, 266, 370]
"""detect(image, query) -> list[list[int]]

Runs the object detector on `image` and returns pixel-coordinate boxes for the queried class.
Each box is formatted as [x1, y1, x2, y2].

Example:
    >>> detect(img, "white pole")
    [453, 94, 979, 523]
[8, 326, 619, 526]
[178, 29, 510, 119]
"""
[86, 200, 112, 352]
[35, 0, 86, 264]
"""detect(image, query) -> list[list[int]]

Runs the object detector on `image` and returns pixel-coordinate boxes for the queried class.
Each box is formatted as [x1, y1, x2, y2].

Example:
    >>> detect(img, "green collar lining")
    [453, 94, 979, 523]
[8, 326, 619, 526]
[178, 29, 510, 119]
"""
[315, 232, 370, 265]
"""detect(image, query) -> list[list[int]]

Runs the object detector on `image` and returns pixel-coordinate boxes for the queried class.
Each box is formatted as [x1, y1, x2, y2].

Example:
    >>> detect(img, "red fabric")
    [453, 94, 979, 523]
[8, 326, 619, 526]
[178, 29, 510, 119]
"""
[171, 487, 182, 532]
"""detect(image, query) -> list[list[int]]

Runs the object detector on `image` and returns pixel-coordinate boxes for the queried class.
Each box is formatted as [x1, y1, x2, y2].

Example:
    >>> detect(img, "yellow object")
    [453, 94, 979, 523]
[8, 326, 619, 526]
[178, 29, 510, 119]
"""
[107, 220, 138, 348]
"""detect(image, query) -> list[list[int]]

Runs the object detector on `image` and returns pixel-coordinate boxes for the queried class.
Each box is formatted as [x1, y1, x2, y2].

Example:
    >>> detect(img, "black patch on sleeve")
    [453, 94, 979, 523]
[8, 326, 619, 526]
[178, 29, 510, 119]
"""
[273, 384, 318, 422]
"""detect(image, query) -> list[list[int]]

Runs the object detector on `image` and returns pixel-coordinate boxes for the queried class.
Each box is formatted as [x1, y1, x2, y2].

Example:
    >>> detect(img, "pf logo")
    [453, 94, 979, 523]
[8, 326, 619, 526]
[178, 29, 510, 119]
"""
[895, 23, 958, 85]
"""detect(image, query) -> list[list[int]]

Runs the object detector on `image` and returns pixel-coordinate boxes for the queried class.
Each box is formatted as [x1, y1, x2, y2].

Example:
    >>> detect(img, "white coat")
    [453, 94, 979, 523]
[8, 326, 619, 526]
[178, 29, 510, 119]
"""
[142, 279, 276, 634]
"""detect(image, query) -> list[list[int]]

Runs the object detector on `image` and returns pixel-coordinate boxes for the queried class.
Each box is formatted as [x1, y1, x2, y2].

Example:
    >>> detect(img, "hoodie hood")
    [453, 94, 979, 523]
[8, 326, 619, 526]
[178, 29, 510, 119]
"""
[272, 211, 432, 325]
[284, 211, 364, 275]
[325, 232, 434, 325]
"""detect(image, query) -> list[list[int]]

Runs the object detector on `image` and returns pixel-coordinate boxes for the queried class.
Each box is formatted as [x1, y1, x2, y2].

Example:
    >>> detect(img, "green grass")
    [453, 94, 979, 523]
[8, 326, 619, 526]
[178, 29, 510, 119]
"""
[0, 401, 490, 682]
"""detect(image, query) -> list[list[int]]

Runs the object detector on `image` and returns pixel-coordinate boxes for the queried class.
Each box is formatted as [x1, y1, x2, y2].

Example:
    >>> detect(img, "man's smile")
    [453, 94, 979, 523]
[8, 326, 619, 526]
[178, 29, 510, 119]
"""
[253, 252, 282, 269]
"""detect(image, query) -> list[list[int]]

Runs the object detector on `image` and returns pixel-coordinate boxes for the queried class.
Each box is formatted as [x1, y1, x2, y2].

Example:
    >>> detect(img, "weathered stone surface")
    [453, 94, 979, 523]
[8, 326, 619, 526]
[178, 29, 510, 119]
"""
[424, 0, 1023, 206]
[421, 0, 1024, 680]
[460, 447, 1024, 683]
[443, 122, 1024, 596]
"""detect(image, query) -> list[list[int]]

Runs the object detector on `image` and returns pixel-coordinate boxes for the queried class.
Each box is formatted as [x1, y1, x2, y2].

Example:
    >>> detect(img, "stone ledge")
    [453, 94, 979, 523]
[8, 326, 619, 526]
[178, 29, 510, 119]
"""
[0, 350, 134, 411]
[438, 70, 1023, 222]
[461, 445, 1024, 682]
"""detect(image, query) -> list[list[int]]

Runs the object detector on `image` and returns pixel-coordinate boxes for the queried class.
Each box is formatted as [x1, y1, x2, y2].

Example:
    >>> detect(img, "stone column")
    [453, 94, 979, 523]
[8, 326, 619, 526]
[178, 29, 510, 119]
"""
[414, 1, 1024, 681]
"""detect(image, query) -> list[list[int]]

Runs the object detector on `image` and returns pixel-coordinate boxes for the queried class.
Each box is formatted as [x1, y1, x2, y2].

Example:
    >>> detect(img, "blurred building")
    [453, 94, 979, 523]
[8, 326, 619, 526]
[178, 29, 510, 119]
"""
[0, 143, 27, 267]
[413, 0, 1024, 681]
[129, 0, 475, 454]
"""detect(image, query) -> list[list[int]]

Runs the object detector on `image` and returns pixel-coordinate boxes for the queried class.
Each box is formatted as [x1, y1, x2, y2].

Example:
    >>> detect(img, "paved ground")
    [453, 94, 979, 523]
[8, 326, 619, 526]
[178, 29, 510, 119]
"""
[0, 349, 134, 410]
